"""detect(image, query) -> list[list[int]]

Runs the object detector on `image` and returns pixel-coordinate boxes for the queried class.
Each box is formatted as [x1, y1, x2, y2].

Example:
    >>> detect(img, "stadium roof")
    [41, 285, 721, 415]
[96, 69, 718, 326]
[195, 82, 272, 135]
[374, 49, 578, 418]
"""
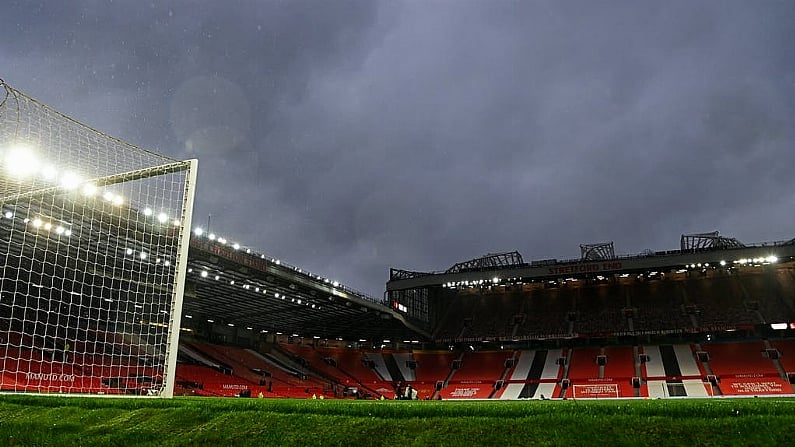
[387, 233, 795, 292]
[183, 237, 429, 343]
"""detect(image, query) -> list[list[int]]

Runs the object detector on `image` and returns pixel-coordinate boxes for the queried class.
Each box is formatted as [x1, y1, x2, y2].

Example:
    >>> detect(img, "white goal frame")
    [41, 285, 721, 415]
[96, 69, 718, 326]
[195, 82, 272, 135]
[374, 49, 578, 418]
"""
[1, 79, 197, 398]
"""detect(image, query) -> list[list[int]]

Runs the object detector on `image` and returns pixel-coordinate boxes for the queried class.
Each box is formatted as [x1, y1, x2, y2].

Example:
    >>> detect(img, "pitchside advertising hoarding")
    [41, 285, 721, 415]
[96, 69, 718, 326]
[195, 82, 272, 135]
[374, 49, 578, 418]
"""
[571, 383, 620, 399]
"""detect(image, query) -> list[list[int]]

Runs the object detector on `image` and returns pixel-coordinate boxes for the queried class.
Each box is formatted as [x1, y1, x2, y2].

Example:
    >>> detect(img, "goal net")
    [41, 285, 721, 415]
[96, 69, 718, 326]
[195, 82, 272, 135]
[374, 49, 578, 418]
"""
[0, 79, 197, 397]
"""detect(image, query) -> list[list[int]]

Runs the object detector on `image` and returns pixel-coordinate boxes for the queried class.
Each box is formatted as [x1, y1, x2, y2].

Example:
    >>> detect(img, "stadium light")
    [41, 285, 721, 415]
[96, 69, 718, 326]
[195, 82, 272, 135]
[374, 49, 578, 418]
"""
[3, 211, 12, 219]
[81, 183, 98, 196]
[59, 171, 82, 190]
[193, 227, 204, 236]
[4, 145, 39, 178]
[720, 260, 726, 266]
[157, 212, 168, 223]
[143, 208, 153, 216]
[766, 255, 778, 263]
[41, 164, 58, 181]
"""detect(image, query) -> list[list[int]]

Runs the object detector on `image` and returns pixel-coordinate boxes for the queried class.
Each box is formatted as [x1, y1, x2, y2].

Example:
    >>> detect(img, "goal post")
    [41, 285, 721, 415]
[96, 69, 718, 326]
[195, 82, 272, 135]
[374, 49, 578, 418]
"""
[0, 79, 197, 397]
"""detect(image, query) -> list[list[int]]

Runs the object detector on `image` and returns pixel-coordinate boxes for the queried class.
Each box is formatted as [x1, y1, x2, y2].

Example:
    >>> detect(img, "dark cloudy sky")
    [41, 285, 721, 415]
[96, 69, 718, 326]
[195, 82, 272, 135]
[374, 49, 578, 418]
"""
[2, 1, 794, 297]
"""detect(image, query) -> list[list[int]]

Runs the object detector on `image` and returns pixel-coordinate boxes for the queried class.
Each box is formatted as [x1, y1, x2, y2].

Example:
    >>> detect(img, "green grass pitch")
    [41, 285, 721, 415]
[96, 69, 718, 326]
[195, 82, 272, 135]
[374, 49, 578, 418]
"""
[1, 395, 794, 446]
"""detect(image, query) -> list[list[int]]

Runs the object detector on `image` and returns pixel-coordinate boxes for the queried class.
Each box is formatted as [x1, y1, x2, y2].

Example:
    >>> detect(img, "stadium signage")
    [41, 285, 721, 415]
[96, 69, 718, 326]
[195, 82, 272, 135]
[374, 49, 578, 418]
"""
[26, 373, 76, 382]
[546, 262, 623, 275]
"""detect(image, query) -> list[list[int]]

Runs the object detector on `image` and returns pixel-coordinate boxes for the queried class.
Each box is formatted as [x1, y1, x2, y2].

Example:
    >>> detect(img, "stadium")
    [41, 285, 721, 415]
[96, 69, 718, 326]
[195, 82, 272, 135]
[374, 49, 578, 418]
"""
[2, 80, 795, 444]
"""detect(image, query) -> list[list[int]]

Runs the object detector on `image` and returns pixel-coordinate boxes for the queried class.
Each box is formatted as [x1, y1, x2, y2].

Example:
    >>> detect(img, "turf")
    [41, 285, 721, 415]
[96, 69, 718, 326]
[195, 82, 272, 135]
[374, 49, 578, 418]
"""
[1, 396, 794, 446]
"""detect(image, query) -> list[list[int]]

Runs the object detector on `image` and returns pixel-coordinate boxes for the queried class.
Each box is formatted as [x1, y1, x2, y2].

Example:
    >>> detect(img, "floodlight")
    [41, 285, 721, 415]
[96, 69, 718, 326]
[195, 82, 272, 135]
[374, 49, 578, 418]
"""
[60, 172, 81, 190]
[81, 183, 98, 196]
[41, 165, 58, 181]
[193, 227, 204, 236]
[4, 145, 39, 178]
[157, 212, 168, 223]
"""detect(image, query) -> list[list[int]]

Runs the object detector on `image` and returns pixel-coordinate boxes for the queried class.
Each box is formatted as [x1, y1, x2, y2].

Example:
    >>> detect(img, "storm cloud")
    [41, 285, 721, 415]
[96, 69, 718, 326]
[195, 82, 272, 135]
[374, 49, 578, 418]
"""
[2, 0, 794, 296]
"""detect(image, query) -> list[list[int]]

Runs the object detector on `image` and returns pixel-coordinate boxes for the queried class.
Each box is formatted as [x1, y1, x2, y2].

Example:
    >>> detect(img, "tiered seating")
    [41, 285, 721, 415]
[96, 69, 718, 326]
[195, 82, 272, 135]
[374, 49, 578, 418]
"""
[412, 351, 457, 383]
[316, 346, 393, 397]
[191, 343, 270, 385]
[175, 364, 254, 397]
[702, 341, 779, 377]
[566, 347, 602, 380]
[574, 284, 628, 334]
[740, 272, 795, 323]
[280, 344, 349, 383]
[684, 274, 756, 327]
[603, 346, 636, 381]
[438, 351, 509, 399]
[453, 351, 510, 382]
[701, 341, 790, 396]
[0, 346, 111, 394]
[516, 285, 572, 338]
[631, 279, 691, 331]
[465, 293, 522, 340]
[770, 339, 795, 373]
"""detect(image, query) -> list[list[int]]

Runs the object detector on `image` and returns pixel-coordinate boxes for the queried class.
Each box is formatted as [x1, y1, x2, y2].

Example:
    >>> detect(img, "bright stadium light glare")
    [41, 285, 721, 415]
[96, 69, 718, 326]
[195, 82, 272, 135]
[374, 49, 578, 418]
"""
[60, 172, 82, 190]
[143, 208, 153, 216]
[208, 233, 216, 241]
[64, 229, 72, 236]
[157, 212, 168, 223]
[194, 227, 204, 236]
[4, 145, 39, 178]
[3, 211, 12, 219]
[43, 222, 52, 231]
[766, 255, 778, 263]
[103, 191, 115, 202]
[720, 260, 726, 266]
[112, 195, 124, 206]
[233, 243, 240, 250]
[41, 165, 58, 181]
[200, 270, 208, 278]
[126, 248, 133, 255]
[139, 252, 147, 260]
[81, 183, 98, 196]
[32, 218, 42, 228]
